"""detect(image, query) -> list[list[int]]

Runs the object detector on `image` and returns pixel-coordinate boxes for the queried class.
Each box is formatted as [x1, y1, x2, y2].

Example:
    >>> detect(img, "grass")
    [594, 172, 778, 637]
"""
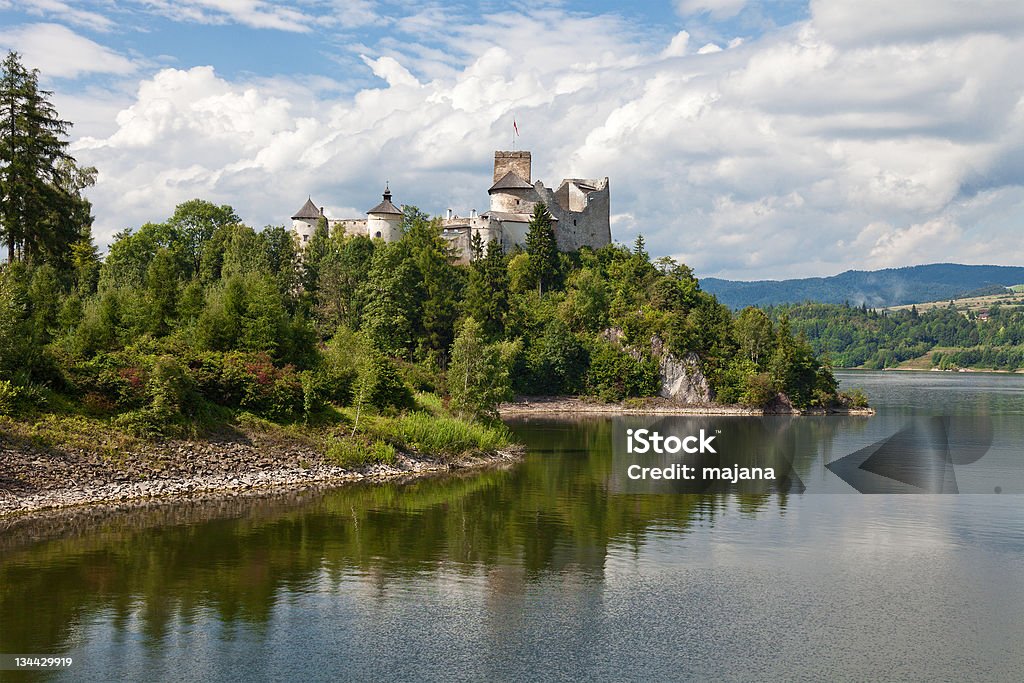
[326, 438, 397, 469]
[366, 411, 511, 457]
[2, 390, 515, 470]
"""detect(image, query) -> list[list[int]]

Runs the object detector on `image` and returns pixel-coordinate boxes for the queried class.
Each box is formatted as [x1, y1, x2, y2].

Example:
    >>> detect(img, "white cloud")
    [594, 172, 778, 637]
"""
[13, 0, 115, 32]
[811, 0, 1024, 47]
[60, 4, 1024, 280]
[0, 23, 136, 78]
[662, 30, 691, 58]
[676, 0, 748, 19]
[133, 0, 314, 32]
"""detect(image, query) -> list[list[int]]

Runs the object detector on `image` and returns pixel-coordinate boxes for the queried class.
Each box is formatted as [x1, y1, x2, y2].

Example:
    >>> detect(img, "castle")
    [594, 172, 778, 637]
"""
[290, 150, 611, 261]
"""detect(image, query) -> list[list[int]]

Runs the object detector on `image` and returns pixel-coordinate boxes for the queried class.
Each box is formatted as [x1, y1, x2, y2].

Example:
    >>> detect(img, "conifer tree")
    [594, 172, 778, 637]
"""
[0, 51, 92, 265]
[525, 202, 558, 294]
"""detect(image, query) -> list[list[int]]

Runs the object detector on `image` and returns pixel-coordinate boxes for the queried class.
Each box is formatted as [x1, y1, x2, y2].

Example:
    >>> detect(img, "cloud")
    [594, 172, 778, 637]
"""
[12, 0, 115, 32]
[132, 0, 315, 32]
[0, 23, 136, 78]
[676, 0, 749, 19]
[62, 4, 1024, 280]
[810, 0, 1024, 47]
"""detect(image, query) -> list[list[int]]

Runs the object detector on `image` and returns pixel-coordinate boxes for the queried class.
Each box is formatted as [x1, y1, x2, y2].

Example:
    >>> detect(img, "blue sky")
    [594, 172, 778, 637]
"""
[2, 0, 1023, 279]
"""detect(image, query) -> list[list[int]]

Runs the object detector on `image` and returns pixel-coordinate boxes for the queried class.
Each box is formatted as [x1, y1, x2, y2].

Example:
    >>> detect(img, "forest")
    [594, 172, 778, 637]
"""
[772, 301, 1024, 370]
[0, 51, 850, 462]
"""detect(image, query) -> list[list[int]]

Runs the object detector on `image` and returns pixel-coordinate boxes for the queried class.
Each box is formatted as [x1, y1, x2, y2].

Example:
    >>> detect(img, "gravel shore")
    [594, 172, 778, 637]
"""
[0, 431, 523, 518]
[499, 396, 875, 416]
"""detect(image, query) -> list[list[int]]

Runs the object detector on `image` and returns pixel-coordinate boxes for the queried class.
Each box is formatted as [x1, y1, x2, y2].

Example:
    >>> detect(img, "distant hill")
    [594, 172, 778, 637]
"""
[701, 263, 1024, 309]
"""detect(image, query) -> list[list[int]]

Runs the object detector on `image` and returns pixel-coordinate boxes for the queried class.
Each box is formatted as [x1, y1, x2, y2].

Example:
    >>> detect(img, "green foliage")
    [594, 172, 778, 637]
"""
[369, 411, 511, 456]
[1, 51, 95, 265]
[773, 301, 1024, 370]
[0, 379, 21, 415]
[327, 437, 397, 469]
[586, 339, 659, 402]
[525, 203, 559, 294]
[448, 317, 514, 420]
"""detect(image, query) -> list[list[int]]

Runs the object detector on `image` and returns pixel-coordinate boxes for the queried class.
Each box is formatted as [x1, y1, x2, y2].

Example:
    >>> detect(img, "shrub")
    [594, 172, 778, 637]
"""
[148, 355, 199, 419]
[113, 408, 165, 438]
[586, 339, 659, 402]
[740, 372, 777, 408]
[220, 352, 304, 420]
[839, 388, 869, 408]
[0, 380, 22, 416]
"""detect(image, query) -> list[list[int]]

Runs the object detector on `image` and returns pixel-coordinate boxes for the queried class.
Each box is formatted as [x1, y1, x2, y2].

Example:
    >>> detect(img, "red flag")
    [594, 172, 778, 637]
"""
[513, 119, 519, 136]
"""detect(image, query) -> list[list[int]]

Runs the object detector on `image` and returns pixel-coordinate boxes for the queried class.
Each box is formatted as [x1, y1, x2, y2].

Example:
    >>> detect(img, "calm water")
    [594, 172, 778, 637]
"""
[2, 371, 1023, 681]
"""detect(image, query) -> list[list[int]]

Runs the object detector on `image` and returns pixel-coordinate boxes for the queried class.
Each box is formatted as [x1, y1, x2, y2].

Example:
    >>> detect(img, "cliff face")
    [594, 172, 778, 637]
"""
[602, 329, 713, 405]
[650, 336, 713, 404]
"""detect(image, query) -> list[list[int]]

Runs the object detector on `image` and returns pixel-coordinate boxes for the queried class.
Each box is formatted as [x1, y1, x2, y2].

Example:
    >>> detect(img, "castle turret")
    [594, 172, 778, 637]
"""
[291, 197, 322, 246]
[366, 184, 403, 241]
[489, 151, 536, 214]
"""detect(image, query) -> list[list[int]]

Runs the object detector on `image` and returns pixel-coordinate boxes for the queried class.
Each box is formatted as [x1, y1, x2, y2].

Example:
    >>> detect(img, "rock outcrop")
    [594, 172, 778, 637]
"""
[650, 336, 713, 404]
[600, 329, 713, 405]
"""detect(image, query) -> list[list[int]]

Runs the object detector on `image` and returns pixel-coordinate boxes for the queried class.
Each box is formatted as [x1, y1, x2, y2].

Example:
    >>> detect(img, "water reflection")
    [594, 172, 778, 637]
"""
[0, 371, 1023, 681]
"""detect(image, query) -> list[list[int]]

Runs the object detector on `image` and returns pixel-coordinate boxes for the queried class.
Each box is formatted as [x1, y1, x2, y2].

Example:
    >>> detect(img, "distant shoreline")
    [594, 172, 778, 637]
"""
[499, 396, 874, 417]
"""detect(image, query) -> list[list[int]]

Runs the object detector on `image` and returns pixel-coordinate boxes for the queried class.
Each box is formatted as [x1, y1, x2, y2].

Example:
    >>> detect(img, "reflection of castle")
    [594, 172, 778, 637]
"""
[290, 150, 611, 261]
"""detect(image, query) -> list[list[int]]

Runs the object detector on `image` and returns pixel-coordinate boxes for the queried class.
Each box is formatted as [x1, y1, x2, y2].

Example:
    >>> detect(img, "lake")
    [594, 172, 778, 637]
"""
[2, 371, 1023, 681]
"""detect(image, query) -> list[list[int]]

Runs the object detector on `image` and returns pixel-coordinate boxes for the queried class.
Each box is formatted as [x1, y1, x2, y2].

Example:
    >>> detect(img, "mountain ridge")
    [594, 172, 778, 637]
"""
[700, 263, 1024, 309]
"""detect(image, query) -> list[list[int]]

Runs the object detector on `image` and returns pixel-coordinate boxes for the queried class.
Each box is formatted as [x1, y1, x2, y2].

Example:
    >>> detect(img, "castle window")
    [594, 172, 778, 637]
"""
[375, 231, 382, 238]
[303, 235, 309, 242]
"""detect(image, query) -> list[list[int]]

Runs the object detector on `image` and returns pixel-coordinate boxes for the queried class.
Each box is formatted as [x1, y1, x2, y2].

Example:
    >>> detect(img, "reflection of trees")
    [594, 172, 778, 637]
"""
[0, 416, 858, 657]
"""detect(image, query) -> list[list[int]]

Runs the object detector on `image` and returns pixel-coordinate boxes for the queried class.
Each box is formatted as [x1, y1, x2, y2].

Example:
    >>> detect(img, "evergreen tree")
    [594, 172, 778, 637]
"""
[0, 51, 91, 265]
[525, 202, 558, 294]
[465, 240, 509, 339]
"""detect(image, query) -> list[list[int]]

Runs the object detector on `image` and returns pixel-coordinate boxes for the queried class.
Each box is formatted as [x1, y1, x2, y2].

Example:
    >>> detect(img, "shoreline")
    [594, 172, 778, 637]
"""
[499, 396, 875, 417]
[0, 430, 523, 519]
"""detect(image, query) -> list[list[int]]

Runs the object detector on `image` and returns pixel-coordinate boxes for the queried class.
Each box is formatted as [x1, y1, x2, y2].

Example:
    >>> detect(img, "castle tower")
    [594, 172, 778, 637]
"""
[489, 151, 536, 214]
[366, 184, 403, 241]
[291, 197, 322, 246]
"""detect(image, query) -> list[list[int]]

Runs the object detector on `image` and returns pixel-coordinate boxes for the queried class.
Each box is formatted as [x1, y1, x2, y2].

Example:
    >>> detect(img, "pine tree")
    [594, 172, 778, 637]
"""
[0, 51, 91, 265]
[525, 202, 558, 294]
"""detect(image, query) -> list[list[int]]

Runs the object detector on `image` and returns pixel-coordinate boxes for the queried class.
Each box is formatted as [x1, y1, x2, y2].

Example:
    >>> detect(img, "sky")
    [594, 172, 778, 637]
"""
[1, 0, 1023, 280]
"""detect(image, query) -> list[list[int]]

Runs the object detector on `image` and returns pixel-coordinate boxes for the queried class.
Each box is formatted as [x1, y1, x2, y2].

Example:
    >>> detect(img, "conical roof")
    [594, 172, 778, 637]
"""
[367, 186, 402, 215]
[488, 170, 534, 193]
[291, 197, 321, 220]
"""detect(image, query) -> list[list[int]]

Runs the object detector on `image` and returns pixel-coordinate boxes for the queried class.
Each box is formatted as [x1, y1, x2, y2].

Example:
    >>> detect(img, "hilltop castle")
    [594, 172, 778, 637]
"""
[290, 150, 611, 261]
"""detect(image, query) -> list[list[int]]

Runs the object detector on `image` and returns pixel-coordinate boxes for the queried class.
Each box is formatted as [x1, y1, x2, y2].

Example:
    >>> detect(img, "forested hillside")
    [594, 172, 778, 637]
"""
[772, 302, 1024, 370]
[703, 264, 1024, 309]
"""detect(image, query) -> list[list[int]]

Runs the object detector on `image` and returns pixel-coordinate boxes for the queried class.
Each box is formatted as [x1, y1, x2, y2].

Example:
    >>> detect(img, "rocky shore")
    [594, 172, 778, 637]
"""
[499, 396, 875, 417]
[0, 430, 523, 518]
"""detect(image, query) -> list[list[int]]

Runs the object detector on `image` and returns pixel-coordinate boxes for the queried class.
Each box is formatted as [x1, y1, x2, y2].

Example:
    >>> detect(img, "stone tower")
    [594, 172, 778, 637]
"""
[291, 197, 322, 247]
[366, 184, 403, 241]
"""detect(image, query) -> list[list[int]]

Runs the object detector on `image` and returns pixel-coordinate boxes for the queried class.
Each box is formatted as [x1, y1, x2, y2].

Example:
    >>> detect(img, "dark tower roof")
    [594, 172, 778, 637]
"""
[367, 184, 402, 215]
[488, 171, 534, 193]
[291, 197, 321, 220]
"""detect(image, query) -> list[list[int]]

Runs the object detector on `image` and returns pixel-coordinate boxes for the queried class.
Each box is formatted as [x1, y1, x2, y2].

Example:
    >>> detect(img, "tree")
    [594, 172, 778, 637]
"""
[525, 202, 558, 295]
[449, 317, 513, 421]
[0, 51, 92, 265]
[166, 199, 239, 277]
[465, 240, 509, 339]
[733, 307, 775, 369]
